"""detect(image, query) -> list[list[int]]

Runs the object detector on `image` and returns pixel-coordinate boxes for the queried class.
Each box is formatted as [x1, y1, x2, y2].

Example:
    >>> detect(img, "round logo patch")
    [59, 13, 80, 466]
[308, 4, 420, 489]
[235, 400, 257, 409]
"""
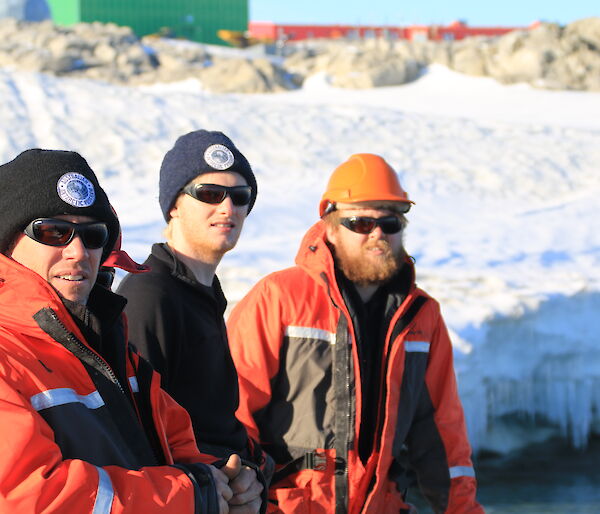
[57, 172, 96, 208]
[204, 144, 234, 170]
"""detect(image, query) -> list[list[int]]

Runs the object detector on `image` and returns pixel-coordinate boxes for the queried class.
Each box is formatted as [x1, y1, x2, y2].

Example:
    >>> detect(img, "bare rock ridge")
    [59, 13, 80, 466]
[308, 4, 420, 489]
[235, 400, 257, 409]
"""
[0, 17, 598, 92]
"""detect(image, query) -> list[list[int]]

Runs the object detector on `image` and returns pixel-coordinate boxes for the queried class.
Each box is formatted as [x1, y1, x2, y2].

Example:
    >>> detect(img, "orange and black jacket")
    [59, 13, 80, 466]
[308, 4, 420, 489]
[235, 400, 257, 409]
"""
[228, 222, 483, 513]
[0, 255, 219, 513]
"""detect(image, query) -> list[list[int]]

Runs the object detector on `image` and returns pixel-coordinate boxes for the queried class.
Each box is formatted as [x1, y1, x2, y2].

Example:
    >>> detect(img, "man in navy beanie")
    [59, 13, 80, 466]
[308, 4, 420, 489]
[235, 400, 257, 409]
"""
[118, 130, 270, 512]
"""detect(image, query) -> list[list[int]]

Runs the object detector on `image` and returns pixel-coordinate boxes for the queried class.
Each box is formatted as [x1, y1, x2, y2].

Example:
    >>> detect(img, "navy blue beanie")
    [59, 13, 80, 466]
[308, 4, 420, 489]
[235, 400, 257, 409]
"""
[159, 130, 257, 221]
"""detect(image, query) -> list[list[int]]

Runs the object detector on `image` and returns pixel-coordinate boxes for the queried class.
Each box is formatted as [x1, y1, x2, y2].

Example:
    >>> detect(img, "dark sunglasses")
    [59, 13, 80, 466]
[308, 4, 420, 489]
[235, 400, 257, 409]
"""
[183, 183, 252, 206]
[339, 215, 404, 235]
[24, 218, 109, 249]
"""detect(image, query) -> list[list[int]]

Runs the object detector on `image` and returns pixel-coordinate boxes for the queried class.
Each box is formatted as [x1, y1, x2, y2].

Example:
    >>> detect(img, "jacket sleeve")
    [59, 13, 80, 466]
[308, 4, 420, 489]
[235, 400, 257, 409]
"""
[155, 384, 270, 514]
[155, 384, 217, 466]
[0, 374, 205, 514]
[227, 277, 285, 444]
[405, 301, 483, 513]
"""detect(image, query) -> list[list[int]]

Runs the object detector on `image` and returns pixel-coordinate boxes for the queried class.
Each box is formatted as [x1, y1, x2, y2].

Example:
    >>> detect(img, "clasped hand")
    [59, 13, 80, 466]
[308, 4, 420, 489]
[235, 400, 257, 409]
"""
[210, 454, 264, 514]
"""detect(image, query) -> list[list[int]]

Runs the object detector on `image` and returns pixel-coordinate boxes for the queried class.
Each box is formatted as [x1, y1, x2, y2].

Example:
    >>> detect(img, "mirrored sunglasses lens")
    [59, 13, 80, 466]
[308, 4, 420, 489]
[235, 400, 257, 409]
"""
[82, 224, 109, 249]
[195, 187, 227, 204]
[229, 189, 252, 206]
[349, 218, 377, 234]
[378, 217, 402, 234]
[33, 221, 73, 245]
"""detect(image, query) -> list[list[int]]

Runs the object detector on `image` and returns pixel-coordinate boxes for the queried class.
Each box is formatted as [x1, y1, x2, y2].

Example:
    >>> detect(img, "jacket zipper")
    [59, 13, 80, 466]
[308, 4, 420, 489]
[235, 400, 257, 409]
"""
[47, 310, 126, 396]
[39, 308, 162, 467]
[321, 272, 353, 514]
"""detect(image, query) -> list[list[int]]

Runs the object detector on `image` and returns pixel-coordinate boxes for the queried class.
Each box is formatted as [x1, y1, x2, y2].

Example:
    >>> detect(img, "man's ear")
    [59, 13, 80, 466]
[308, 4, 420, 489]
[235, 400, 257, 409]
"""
[325, 222, 338, 246]
[169, 203, 179, 219]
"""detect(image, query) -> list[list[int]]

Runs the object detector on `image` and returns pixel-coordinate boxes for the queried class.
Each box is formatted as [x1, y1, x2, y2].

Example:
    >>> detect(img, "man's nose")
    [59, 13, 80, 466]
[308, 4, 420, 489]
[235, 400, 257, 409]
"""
[217, 195, 235, 214]
[62, 234, 88, 258]
[368, 225, 385, 239]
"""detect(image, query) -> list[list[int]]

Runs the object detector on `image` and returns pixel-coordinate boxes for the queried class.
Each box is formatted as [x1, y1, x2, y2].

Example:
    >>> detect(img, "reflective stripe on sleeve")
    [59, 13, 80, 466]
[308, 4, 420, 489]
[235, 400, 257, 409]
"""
[93, 467, 114, 514]
[30, 388, 104, 411]
[405, 341, 430, 353]
[285, 326, 337, 345]
[449, 465, 476, 478]
[128, 376, 139, 393]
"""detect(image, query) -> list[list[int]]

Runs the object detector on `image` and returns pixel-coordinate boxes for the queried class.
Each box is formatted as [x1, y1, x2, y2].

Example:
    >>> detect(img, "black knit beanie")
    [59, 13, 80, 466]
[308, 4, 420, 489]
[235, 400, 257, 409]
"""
[0, 149, 120, 262]
[159, 130, 257, 221]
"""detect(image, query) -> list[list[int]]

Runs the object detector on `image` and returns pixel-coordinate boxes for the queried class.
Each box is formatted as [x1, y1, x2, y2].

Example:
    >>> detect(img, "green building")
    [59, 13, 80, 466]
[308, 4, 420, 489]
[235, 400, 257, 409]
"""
[46, 0, 248, 46]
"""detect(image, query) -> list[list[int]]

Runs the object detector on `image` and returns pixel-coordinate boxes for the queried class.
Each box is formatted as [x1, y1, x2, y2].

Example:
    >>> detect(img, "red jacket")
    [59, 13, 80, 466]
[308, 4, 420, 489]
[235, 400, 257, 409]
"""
[0, 255, 213, 513]
[228, 222, 483, 513]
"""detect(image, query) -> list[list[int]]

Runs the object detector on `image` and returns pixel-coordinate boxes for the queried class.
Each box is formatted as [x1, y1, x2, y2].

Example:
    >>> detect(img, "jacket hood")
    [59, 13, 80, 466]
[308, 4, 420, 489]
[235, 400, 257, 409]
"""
[294, 221, 336, 283]
[0, 254, 87, 340]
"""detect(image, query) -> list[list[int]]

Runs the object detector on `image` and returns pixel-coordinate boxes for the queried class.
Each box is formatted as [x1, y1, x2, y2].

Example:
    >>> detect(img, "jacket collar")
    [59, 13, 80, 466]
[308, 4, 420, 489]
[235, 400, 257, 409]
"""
[0, 253, 125, 343]
[150, 243, 227, 313]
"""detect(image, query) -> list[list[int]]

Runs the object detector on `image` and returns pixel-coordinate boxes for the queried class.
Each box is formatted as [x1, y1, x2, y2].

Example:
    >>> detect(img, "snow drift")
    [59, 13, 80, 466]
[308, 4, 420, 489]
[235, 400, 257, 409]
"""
[1, 61, 599, 455]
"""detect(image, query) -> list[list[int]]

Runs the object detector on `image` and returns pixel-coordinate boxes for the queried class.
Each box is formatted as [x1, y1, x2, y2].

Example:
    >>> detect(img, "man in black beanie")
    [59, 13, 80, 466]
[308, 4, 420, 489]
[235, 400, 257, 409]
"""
[118, 130, 271, 501]
[0, 148, 264, 513]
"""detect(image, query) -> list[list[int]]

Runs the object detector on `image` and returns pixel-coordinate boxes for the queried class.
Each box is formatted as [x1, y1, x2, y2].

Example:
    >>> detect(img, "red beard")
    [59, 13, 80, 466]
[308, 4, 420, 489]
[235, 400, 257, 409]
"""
[335, 239, 404, 286]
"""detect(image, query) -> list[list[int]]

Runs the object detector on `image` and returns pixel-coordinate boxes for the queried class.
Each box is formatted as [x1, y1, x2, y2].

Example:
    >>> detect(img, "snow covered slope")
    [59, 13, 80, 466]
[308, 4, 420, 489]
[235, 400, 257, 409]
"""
[1, 64, 599, 454]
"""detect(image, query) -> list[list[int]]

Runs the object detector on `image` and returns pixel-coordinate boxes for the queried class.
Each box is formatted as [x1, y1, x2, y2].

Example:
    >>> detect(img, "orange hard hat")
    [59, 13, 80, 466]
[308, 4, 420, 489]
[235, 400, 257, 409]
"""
[319, 153, 413, 216]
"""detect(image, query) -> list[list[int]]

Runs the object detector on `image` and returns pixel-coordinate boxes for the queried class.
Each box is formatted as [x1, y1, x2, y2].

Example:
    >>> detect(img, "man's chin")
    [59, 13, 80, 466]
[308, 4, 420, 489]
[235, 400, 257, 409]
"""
[53, 282, 92, 306]
[339, 252, 400, 285]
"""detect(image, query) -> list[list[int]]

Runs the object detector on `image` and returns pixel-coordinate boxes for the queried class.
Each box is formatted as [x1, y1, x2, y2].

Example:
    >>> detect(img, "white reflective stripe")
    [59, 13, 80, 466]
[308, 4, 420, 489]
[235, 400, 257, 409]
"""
[128, 376, 139, 393]
[449, 465, 476, 479]
[30, 388, 104, 411]
[93, 467, 114, 514]
[405, 341, 430, 353]
[285, 326, 336, 345]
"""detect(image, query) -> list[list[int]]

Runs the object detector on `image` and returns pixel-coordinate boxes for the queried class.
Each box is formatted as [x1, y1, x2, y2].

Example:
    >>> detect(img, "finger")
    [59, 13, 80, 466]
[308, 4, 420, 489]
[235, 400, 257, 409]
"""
[218, 495, 230, 514]
[229, 467, 256, 495]
[229, 478, 264, 506]
[210, 465, 234, 502]
[221, 453, 243, 480]
[217, 480, 234, 503]
[229, 497, 262, 514]
[211, 466, 230, 485]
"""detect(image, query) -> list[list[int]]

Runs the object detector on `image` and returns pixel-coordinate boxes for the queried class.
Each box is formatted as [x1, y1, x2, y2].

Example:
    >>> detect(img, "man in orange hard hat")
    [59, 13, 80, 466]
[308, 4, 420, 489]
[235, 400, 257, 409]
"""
[228, 154, 483, 513]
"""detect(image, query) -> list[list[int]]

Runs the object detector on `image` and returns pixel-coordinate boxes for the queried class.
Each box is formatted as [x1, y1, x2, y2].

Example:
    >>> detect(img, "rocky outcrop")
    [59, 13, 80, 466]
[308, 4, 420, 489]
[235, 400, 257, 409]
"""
[0, 18, 293, 92]
[290, 18, 600, 92]
[482, 20, 600, 90]
[283, 42, 421, 88]
[0, 16, 599, 92]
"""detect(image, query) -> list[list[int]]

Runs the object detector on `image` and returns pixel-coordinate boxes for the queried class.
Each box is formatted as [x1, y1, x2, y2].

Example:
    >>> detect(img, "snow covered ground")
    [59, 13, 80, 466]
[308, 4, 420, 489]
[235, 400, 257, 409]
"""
[1, 62, 599, 455]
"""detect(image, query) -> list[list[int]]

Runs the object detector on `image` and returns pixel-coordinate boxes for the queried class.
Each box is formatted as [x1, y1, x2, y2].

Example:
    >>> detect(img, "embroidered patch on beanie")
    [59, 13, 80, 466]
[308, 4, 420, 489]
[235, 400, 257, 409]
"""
[57, 172, 96, 207]
[204, 144, 234, 170]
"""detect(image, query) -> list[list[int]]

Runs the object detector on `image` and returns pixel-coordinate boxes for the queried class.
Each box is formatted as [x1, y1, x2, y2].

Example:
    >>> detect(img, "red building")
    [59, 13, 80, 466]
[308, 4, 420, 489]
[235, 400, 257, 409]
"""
[248, 20, 526, 42]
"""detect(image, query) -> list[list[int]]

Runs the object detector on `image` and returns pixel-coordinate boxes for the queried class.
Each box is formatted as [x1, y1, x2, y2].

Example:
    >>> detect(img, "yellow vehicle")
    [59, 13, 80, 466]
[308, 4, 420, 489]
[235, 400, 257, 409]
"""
[217, 29, 273, 48]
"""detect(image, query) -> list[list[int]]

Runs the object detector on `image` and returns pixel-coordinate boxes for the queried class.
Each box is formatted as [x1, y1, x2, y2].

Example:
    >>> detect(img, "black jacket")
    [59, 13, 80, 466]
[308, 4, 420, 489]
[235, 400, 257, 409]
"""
[117, 243, 249, 458]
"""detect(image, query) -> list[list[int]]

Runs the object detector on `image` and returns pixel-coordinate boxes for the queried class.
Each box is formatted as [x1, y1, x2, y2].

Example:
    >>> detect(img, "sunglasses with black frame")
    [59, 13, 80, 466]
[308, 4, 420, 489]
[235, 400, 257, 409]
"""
[182, 183, 252, 206]
[24, 218, 109, 249]
[339, 215, 405, 235]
